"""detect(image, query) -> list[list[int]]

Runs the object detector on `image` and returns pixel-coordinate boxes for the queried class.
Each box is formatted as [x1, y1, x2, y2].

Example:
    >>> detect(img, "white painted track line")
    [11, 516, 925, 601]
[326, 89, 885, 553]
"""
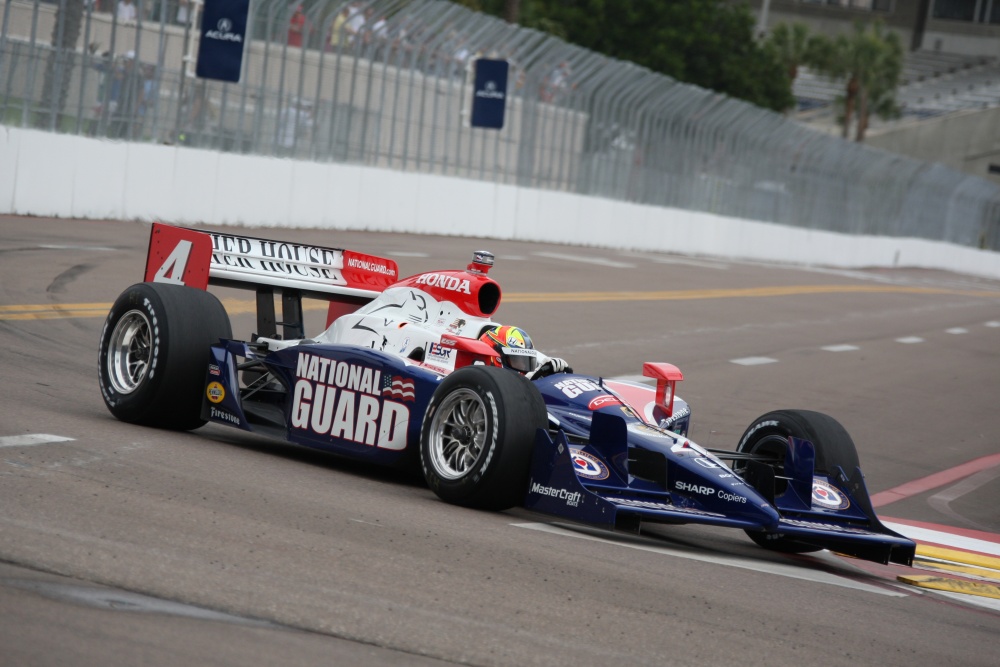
[514, 523, 905, 597]
[533, 252, 635, 269]
[0, 434, 75, 447]
[882, 521, 1000, 558]
[822, 344, 859, 352]
[896, 336, 925, 344]
[730, 357, 778, 366]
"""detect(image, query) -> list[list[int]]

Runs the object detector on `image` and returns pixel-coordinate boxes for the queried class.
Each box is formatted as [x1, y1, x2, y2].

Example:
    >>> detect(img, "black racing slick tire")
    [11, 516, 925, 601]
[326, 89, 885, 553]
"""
[98, 282, 232, 431]
[735, 409, 861, 554]
[420, 365, 548, 511]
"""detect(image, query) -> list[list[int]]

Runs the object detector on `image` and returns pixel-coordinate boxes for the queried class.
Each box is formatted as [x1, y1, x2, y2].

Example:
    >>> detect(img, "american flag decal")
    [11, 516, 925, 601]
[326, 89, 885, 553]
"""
[381, 374, 416, 401]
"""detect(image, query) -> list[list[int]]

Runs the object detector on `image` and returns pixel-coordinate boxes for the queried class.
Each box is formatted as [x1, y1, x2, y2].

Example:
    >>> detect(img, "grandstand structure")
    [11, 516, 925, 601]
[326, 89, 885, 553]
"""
[793, 50, 1000, 122]
[742, 0, 1000, 181]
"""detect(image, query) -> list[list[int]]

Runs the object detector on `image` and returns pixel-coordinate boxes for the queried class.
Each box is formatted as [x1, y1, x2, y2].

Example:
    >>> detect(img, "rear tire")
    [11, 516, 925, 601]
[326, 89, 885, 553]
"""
[735, 409, 861, 553]
[98, 282, 231, 430]
[421, 366, 548, 510]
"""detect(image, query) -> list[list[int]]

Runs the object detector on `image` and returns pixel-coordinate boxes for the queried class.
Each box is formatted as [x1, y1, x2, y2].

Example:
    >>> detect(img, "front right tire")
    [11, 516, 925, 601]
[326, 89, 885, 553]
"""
[735, 409, 861, 553]
[420, 365, 548, 511]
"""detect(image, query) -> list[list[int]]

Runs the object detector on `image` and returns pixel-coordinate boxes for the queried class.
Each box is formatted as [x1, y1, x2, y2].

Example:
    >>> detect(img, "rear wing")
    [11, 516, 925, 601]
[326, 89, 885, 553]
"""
[144, 223, 399, 339]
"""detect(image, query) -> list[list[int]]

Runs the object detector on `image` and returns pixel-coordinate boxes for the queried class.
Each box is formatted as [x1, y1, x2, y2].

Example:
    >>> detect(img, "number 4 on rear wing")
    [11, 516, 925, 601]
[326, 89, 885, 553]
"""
[144, 223, 399, 339]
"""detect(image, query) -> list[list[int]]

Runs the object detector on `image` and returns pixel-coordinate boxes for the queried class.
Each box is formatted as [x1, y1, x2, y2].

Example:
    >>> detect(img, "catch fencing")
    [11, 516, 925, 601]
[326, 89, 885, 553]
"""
[2, 0, 999, 250]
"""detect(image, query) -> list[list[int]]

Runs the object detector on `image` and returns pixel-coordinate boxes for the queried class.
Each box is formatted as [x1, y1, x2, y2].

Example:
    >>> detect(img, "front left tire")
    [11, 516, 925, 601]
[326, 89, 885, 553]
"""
[98, 282, 231, 430]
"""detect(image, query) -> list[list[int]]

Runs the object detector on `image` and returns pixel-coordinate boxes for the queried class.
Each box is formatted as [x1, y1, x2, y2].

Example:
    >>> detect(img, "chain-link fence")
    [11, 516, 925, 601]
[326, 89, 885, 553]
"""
[3, 0, 1000, 250]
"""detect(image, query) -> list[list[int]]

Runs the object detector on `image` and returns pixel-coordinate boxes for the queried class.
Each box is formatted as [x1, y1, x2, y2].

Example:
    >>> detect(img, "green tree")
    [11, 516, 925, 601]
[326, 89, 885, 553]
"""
[852, 21, 903, 141]
[478, 0, 793, 112]
[765, 22, 811, 84]
[807, 20, 903, 142]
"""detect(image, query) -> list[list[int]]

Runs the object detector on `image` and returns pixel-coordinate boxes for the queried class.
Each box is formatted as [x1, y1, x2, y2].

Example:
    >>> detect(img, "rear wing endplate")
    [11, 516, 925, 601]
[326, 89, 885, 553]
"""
[143, 223, 399, 339]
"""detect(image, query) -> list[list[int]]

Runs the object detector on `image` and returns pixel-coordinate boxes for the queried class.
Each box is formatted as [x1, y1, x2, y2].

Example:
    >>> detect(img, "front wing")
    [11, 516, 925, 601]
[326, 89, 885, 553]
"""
[525, 429, 916, 566]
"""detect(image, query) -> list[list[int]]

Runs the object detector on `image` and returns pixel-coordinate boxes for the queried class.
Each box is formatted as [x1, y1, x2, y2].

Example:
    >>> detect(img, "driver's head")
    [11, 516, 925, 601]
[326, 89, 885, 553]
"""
[479, 325, 538, 373]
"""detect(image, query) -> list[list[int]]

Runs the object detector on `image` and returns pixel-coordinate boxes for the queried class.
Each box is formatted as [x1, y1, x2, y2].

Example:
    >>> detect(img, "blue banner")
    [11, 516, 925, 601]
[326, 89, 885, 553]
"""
[470, 59, 509, 130]
[196, 0, 250, 83]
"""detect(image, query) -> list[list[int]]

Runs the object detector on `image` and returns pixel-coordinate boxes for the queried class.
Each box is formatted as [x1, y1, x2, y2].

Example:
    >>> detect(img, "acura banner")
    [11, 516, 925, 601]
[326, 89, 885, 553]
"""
[196, 0, 250, 82]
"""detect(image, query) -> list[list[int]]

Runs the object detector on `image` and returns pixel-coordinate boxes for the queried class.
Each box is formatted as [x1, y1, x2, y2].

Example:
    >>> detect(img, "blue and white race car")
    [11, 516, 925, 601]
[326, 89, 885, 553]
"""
[98, 224, 916, 566]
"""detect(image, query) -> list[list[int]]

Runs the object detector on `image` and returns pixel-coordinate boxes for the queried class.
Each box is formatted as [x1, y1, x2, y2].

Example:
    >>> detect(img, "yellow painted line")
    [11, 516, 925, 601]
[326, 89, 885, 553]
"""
[2, 284, 999, 321]
[914, 559, 1000, 582]
[916, 545, 1000, 571]
[897, 574, 1000, 600]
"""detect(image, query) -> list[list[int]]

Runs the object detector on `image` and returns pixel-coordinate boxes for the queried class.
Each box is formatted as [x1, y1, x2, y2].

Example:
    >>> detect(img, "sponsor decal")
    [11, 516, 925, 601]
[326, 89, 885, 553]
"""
[475, 80, 505, 100]
[694, 457, 721, 469]
[675, 480, 715, 496]
[206, 382, 225, 403]
[427, 342, 454, 362]
[209, 234, 342, 281]
[601, 498, 724, 517]
[530, 482, 582, 507]
[502, 346, 536, 360]
[291, 353, 410, 450]
[608, 498, 674, 511]
[717, 489, 747, 504]
[381, 375, 416, 401]
[209, 406, 240, 425]
[629, 422, 676, 440]
[446, 319, 466, 334]
[345, 255, 396, 276]
[658, 405, 691, 429]
[811, 480, 850, 510]
[553, 378, 603, 399]
[204, 17, 243, 42]
[588, 394, 622, 411]
[781, 518, 873, 535]
[208, 364, 221, 377]
[569, 448, 610, 480]
[414, 273, 472, 294]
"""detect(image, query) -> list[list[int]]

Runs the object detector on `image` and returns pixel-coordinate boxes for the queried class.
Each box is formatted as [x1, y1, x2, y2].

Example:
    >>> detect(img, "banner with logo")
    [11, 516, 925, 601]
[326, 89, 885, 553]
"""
[196, 0, 250, 82]
[470, 58, 509, 130]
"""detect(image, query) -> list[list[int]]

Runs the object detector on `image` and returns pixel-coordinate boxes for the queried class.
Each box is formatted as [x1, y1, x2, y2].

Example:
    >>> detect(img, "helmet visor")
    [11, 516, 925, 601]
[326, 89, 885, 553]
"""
[502, 346, 538, 373]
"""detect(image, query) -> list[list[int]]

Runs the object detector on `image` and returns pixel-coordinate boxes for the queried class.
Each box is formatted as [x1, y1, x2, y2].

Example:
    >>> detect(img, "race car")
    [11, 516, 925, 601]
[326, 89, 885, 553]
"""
[98, 223, 916, 566]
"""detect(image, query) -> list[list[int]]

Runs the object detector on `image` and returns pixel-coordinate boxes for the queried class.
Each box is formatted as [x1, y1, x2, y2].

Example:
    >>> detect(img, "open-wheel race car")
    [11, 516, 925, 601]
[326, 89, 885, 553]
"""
[99, 223, 916, 566]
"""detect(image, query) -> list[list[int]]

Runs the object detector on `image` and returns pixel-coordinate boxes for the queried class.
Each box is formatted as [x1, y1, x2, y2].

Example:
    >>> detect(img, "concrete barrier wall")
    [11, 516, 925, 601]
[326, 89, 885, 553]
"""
[867, 107, 1000, 185]
[3, 125, 1000, 279]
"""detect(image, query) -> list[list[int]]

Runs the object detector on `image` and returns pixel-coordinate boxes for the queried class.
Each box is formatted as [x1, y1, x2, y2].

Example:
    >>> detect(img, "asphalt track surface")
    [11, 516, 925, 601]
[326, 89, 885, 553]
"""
[1, 216, 998, 666]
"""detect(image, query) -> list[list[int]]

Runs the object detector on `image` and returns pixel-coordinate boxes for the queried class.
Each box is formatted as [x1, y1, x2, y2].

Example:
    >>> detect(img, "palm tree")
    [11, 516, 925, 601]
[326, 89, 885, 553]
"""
[853, 22, 903, 141]
[806, 20, 903, 142]
[765, 22, 811, 84]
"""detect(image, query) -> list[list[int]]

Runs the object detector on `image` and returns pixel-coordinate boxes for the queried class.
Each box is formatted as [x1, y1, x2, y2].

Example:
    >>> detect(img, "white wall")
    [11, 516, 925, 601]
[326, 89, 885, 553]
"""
[4, 125, 1000, 279]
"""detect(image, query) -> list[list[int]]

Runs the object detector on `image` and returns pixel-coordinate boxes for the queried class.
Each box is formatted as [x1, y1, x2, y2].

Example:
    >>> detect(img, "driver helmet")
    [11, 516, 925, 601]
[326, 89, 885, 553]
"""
[479, 325, 538, 373]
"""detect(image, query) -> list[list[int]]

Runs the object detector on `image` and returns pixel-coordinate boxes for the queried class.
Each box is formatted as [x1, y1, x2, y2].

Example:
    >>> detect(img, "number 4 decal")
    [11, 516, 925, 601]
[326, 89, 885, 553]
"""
[143, 223, 212, 289]
[152, 240, 192, 284]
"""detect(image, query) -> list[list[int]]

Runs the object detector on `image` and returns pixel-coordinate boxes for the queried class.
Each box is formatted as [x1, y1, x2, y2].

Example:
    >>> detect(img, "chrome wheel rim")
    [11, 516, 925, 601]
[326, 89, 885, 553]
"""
[428, 388, 487, 480]
[107, 310, 152, 394]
